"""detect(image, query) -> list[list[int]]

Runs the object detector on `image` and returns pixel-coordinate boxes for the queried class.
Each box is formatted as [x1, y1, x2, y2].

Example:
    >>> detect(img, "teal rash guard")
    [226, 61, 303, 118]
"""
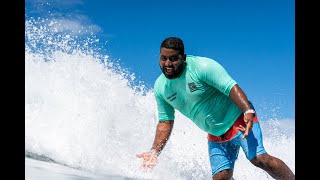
[154, 55, 243, 136]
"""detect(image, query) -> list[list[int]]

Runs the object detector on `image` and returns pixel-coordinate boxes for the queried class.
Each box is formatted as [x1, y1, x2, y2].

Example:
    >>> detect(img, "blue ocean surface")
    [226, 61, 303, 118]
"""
[25, 18, 295, 180]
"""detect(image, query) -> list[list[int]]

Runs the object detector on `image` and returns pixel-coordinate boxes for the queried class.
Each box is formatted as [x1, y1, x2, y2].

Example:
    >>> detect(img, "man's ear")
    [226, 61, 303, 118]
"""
[183, 54, 187, 62]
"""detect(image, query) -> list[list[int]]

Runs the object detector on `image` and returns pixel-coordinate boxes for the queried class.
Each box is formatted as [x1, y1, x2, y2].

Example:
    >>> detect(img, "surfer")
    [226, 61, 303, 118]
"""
[136, 37, 295, 180]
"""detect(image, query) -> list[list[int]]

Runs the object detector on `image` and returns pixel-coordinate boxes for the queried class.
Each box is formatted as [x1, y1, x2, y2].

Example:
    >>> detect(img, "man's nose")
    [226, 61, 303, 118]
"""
[165, 60, 172, 66]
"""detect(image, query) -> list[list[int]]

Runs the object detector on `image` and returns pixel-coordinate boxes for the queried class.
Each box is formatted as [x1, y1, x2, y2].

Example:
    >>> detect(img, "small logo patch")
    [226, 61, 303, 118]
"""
[167, 92, 177, 101]
[188, 82, 197, 92]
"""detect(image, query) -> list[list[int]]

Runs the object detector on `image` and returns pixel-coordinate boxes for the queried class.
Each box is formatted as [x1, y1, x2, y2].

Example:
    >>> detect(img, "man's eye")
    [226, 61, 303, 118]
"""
[161, 57, 167, 61]
[170, 56, 179, 61]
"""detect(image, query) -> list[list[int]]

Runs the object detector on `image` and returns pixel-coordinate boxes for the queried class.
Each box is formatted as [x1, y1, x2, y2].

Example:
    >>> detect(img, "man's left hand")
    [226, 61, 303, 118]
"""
[236, 113, 254, 139]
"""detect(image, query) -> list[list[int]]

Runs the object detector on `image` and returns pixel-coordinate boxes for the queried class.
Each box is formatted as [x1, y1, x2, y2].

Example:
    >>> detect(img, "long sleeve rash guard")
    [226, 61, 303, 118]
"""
[154, 55, 243, 136]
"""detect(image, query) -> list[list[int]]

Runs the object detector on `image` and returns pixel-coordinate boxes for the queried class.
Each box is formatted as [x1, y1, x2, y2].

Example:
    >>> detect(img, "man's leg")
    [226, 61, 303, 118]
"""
[237, 122, 295, 180]
[250, 153, 295, 180]
[208, 141, 240, 180]
[213, 169, 234, 180]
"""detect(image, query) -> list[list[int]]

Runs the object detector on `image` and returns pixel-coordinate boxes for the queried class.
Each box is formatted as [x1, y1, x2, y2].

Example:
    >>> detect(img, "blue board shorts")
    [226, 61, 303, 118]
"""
[208, 121, 267, 176]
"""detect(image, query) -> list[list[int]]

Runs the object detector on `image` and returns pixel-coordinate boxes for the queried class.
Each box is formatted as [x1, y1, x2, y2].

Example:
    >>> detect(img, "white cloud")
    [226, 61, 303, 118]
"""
[26, 0, 114, 39]
[49, 18, 102, 35]
[27, 0, 84, 7]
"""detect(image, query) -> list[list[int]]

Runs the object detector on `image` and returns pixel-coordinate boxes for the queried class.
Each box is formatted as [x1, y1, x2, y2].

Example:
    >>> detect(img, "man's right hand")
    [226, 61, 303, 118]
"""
[136, 150, 158, 171]
[136, 121, 173, 171]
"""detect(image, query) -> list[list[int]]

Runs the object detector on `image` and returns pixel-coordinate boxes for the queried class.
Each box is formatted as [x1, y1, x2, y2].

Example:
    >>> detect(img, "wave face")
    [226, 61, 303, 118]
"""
[25, 18, 295, 179]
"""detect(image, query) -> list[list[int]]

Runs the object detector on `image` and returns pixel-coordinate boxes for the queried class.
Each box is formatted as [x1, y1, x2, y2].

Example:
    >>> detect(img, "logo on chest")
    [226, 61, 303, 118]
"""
[188, 82, 198, 92]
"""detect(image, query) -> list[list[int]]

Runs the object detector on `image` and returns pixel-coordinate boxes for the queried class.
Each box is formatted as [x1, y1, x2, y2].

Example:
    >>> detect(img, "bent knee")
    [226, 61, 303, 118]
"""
[250, 153, 271, 167]
[213, 169, 233, 180]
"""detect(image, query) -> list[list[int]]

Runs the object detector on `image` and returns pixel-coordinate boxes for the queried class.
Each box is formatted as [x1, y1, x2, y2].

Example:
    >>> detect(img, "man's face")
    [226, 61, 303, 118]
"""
[159, 47, 186, 79]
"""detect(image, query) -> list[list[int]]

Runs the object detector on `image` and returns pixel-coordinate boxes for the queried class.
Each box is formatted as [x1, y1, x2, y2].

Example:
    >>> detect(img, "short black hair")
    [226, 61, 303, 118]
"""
[160, 37, 184, 55]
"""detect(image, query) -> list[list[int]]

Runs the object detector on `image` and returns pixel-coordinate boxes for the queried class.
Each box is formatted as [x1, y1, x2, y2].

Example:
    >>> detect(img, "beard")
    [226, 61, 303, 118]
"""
[161, 62, 186, 79]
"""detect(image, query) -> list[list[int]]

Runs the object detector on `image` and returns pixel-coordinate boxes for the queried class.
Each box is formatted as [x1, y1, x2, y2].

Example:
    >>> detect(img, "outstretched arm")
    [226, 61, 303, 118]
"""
[229, 84, 255, 139]
[151, 120, 174, 155]
[136, 120, 174, 170]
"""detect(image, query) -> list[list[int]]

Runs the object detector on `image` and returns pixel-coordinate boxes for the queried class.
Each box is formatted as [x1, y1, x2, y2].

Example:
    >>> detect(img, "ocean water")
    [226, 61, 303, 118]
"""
[25, 18, 295, 180]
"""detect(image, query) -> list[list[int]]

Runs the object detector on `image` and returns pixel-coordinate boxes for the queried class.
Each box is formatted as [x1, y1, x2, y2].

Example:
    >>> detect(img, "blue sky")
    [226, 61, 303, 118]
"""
[25, 0, 295, 119]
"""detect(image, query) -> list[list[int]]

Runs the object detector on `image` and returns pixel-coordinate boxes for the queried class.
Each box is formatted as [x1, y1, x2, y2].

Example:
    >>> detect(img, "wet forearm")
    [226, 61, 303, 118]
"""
[151, 120, 174, 155]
